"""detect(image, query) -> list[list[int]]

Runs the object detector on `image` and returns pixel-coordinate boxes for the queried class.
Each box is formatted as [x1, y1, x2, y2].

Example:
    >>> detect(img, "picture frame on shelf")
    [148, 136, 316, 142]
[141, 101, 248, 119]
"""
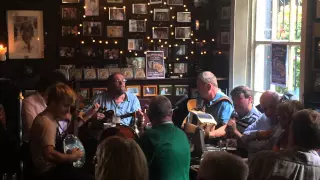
[61, 25, 78, 36]
[83, 68, 97, 80]
[175, 27, 191, 39]
[174, 44, 187, 56]
[174, 85, 189, 96]
[167, 0, 183, 5]
[128, 39, 144, 51]
[221, 6, 231, 20]
[177, 12, 191, 23]
[129, 20, 146, 32]
[109, 67, 121, 75]
[143, 85, 158, 97]
[83, 21, 102, 36]
[132, 4, 148, 14]
[122, 68, 134, 79]
[104, 48, 120, 60]
[220, 31, 230, 45]
[107, 26, 123, 37]
[61, 7, 78, 20]
[159, 85, 173, 96]
[155, 46, 169, 57]
[150, 0, 162, 4]
[81, 46, 97, 57]
[174, 63, 188, 73]
[126, 57, 146, 68]
[154, 9, 170, 21]
[98, 68, 109, 79]
[109, 8, 126, 21]
[152, 27, 169, 39]
[107, 0, 123, 3]
[7, 10, 44, 59]
[92, 88, 107, 96]
[59, 46, 75, 58]
[126, 85, 141, 96]
[79, 88, 90, 99]
[134, 68, 146, 79]
[84, 0, 99, 16]
[62, 0, 79, 3]
[69, 68, 83, 80]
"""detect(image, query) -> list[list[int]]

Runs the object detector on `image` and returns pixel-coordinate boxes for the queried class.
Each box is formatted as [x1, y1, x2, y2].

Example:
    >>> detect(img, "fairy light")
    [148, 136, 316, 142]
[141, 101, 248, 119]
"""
[172, 16, 175, 19]
[150, 40, 154, 43]
[183, 5, 186, 7]
[150, 10, 153, 13]
[164, 1, 167, 4]
[83, 15, 86, 18]
[79, 24, 83, 27]
[164, 41, 167, 44]
[113, 7, 116, 9]
[159, 40, 161, 42]
[174, 44, 178, 46]
[180, 74, 183, 78]
[99, 40, 102, 43]
[92, 39, 95, 43]
[169, 45, 172, 47]
[204, 51, 207, 54]
[81, 41, 84, 44]
[212, 39, 215, 41]
[134, 53, 137, 56]
[144, 19, 147, 21]
[144, 51, 147, 54]
[129, 50, 132, 52]
[123, 6, 126, 8]
[191, 51, 194, 54]
[185, 56, 188, 59]
[203, 40, 206, 43]
[114, 41, 118, 44]
[147, 3, 150, 5]
[171, 32, 174, 36]
[170, 25, 173, 27]
[83, 6, 86, 9]
[183, 39, 185, 41]
[78, 32, 80, 35]
[120, 51, 123, 54]
[105, 41, 108, 44]
[170, 7, 173, 10]
[191, 33, 193, 36]
[164, 57, 167, 59]
[218, 51, 222, 54]
[152, 27, 155, 30]
[185, 9, 188, 11]
[201, 52, 204, 55]
[176, 58, 179, 61]
[104, 7, 106, 10]
[191, 41, 194, 44]
[161, 45, 164, 47]
[147, 36, 150, 39]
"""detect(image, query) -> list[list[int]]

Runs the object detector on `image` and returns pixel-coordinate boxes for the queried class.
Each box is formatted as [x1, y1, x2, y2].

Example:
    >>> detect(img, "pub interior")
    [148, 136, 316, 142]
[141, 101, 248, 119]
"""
[0, 0, 319, 180]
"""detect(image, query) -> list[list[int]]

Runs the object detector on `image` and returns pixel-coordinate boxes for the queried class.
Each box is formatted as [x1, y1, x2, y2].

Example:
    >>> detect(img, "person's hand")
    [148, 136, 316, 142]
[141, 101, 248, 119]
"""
[87, 103, 101, 118]
[96, 112, 105, 120]
[227, 118, 237, 132]
[70, 148, 84, 161]
[257, 129, 273, 140]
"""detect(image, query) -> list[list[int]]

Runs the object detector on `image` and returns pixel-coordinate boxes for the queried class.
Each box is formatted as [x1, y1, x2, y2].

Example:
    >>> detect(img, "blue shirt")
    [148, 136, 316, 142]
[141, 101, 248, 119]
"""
[237, 106, 262, 133]
[205, 91, 234, 126]
[85, 91, 141, 126]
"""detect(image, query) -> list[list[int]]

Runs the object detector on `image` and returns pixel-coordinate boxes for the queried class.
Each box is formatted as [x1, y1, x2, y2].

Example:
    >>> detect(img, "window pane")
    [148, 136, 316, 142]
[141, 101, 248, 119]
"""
[254, 44, 272, 91]
[276, 0, 290, 40]
[255, 0, 272, 41]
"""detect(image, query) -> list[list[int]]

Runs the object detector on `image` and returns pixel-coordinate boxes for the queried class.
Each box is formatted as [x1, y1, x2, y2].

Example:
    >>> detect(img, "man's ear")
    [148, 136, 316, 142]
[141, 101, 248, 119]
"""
[206, 83, 212, 91]
[248, 96, 253, 103]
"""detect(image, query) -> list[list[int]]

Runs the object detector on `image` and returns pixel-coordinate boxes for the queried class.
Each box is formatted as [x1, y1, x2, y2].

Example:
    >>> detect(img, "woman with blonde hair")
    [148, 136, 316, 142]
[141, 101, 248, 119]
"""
[95, 136, 148, 180]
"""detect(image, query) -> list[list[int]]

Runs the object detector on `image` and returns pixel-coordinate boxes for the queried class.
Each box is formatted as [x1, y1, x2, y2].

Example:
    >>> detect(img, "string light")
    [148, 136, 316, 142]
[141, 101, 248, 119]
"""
[196, 39, 198, 41]
[105, 41, 108, 44]
[120, 51, 123, 54]
[218, 51, 222, 54]
[129, 50, 132, 52]
[144, 51, 147, 54]
[176, 58, 179, 61]
[169, 64, 171, 67]
[171, 32, 174, 36]
[172, 16, 175, 19]
[150, 10, 153, 13]
[204, 51, 207, 54]
[212, 39, 215, 41]
[134, 53, 137, 56]
[170, 25, 173, 27]
[180, 74, 183, 78]
[152, 27, 155, 30]
[203, 40, 206, 43]
[191, 51, 194, 54]
[164, 41, 167, 44]
[81, 41, 84, 44]
[185, 9, 188, 11]
[170, 7, 173, 10]
[92, 40, 95, 43]
[99, 40, 102, 43]
[83, 6, 86, 9]
[147, 36, 150, 39]
[123, 6, 126, 8]
[185, 56, 188, 59]
[79, 24, 82, 27]
[191, 33, 193, 36]
[183, 39, 185, 41]
[164, 2, 167, 4]
[161, 45, 164, 47]
[145, 19, 147, 21]
[83, 15, 86, 18]
[164, 57, 167, 59]
[191, 41, 194, 44]
[174, 44, 178, 46]
[150, 40, 154, 43]
[169, 45, 172, 47]
[114, 41, 118, 44]
[201, 52, 204, 55]
[78, 32, 80, 35]
[183, 5, 186, 7]
[159, 40, 161, 42]
[147, 3, 150, 5]
[104, 7, 106, 10]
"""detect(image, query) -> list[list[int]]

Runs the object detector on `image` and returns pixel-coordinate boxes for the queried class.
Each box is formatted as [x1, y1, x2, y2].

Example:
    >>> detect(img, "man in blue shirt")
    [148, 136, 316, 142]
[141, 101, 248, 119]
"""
[196, 71, 234, 139]
[83, 73, 142, 126]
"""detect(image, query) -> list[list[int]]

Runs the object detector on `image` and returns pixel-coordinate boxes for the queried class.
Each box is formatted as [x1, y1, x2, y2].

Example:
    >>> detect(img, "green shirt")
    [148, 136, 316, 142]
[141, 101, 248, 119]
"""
[139, 123, 190, 180]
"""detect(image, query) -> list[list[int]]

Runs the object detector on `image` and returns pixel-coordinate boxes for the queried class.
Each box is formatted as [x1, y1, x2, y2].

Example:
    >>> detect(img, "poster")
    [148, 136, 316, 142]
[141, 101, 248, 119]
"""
[146, 51, 165, 79]
[271, 44, 287, 86]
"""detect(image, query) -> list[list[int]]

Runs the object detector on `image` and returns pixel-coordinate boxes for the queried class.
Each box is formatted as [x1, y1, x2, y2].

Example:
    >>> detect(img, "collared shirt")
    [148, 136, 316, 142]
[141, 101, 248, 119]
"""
[86, 91, 141, 126]
[249, 149, 320, 180]
[242, 114, 278, 139]
[236, 106, 262, 133]
[205, 91, 234, 127]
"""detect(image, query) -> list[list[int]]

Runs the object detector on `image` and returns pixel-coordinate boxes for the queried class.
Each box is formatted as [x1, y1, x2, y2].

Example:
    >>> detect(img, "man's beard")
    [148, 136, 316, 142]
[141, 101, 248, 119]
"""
[114, 87, 126, 96]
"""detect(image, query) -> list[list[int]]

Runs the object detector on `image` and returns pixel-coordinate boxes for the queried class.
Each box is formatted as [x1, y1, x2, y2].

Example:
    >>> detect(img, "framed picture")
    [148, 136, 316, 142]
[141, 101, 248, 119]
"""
[129, 20, 146, 32]
[143, 85, 158, 96]
[109, 8, 126, 21]
[154, 9, 169, 21]
[132, 4, 148, 14]
[92, 88, 107, 96]
[174, 45, 187, 56]
[109, 67, 121, 75]
[150, 0, 162, 4]
[194, 0, 208, 7]
[79, 88, 90, 99]
[221, 31, 230, 45]
[7, 10, 44, 59]
[146, 51, 165, 79]
[81, 46, 97, 57]
[83, 21, 102, 36]
[174, 63, 188, 73]
[62, 0, 79, 3]
[59, 46, 75, 57]
[159, 85, 172, 95]
[174, 85, 188, 96]
[155, 46, 169, 57]
[85, 0, 99, 16]
[177, 12, 191, 22]
[61, 7, 78, 19]
[62, 25, 78, 36]
[134, 68, 146, 79]
[126, 85, 141, 96]
[107, 0, 123, 3]
[107, 26, 123, 37]
[58, 68, 70, 80]
[122, 68, 134, 79]
[128, 39, 143, 51]
[69, 68, 83, 80]
[175, 27, 191, 39]
[104, 48, 120, 59]
[126, 57, 146, 68]
[167, 0, 183, 6]
[84, 68, 97, 79]
[317, 0, 320, 20]
[153, 27, 169, 39]
[98, 68, 109, 79]
[221, 6, 231, 20]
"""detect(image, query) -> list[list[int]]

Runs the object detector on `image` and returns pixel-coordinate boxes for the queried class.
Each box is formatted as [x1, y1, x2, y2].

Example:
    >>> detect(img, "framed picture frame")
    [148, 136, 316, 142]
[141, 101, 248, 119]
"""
[129, 20, 146, 32]
[84, 0, 99, 16]
[79, 88, 90, 99]
[128, 39, 144, 51]
[134, 68, 146, 79]
[81, 46, 97, 57]
[98, 68, 109, 79]
[126, 57, 146, 68]
[167, 0, 183, 5]
[150, 0, 162, 4]
[61, 7, 78, 19]
[59, 46, 75, 58]
[159, 85, 173, 95]
[83, 21, 102, 36]
[143, 85, 158, 97]
[109, 67, 121, 75]
[174, 63, 188, 73]
[126, 85, 141, 96]
[92, 88, 107, 96]
[107, 0, 123, 3]
[155, 46, 169, 57]
[62, 25, 78, 36]
[174, 85, 189, 96]
[104, 48, 120, 59]
[122, 68, 134, 79]
[69, 68, 83, 80]
[7, 10, 44, 59]
[221, 31, 230, 45]
[221, 6, 231, 20]
[107, 26, 123, 37]
[83, 68, 97, 79]
[132, 4, 148, 14]
[109, 8, 126, 21]
[154, 9, 170, 21]
[62, 0, 79, 3]
[152, 27, 169, 39]
[177, 12, 191, 22]
[174, 44, 187, 56]
[175, 27, 191, 39]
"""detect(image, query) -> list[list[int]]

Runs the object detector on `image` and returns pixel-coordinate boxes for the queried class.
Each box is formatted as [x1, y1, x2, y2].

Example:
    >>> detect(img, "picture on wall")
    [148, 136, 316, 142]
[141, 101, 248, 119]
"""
[175, 27, 191, 39]
[85, 0, 99, 16]
[128, 39, 144, 51]
[107, 0, 123, 3]
[152, 27, 169, 39]
[84, 68, 97, 79]
[143, 85, 158, 96]
[109, 8, 126, 21]
[61, 7, 78, 19]
[62, 26, 78, 36]
[79, 88, 90, 99]
[83, 21, 102, 36]
[177, 12, 191, 22]
[159, 85, 172, 95]
[81, 46, 97, 57]
[174, 63, 188, 73]
[62, 0, 80, 3]
[150, 0, 162, 4]
[98, 68, 109, 79]
[104, 48, 120, 59]
[92, 88, 107, 96]
[174, 45, 187, 56]
[7, 10, 44, 59]
[132, 4, 148, 14]
[221, 6, 231, 20]
[129, 20, 146, 32]
[107, 26, 123, 37]
[221, 31, 230, 44]
[155, 46, 169, 57]
[174, 85, 188, 96]
[59, 47, 75, 57]
[126, 85, 141, 96]
[126, 57, 146, 68]
[154, 9, 170, 21]
[167, 0, 183, 6]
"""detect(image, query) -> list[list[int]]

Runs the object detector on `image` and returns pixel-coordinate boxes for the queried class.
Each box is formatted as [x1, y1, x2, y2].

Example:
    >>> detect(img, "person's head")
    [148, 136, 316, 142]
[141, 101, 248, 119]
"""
[46, 83, 76, 119]
[277, 100, 304, 130]
[288, 109, 320, 150]
[197, 71, 219, 101]
[95, 136, 148, 180]
[230, 86, 253, 117]
[106, 73, 127, 96]
[147, 96, 172, 125]
[260, 91, 281, 121]
[198, 151, 248, 180]
[36, 70, 68, 94]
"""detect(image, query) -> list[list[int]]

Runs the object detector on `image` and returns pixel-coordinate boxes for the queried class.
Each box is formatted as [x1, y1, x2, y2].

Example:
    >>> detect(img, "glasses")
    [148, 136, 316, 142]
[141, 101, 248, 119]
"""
[114, 79, 127, 83]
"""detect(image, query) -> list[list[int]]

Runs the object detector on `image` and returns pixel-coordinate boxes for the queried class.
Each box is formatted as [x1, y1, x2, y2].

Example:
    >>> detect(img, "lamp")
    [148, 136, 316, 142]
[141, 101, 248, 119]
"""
[0, 45, 7, 61]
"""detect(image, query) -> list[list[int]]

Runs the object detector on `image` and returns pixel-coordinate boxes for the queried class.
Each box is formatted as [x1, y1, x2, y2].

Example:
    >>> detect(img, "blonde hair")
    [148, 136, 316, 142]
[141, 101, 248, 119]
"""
[95, 136, 148, 180]
[46, 83, 77, 105]
[277, 100, 304, 119]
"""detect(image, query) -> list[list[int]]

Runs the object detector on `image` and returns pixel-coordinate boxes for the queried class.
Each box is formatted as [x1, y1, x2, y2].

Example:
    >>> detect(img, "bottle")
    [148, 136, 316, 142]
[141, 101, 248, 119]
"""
[12, 173, 17, 180]
[2, 173, 7, 180]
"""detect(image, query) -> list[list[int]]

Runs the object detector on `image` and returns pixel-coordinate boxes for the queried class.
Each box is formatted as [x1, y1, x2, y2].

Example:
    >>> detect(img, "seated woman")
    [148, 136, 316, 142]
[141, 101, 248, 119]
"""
[272, 100, 304, 152]
[95, 136, 148, 180]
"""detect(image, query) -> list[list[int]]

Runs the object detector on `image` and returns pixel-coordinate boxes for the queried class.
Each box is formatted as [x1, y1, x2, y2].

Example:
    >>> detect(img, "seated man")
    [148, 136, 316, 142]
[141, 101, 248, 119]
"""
[138, 96, 190, 180]
[249, 109, 320, 180]
[197, 151, 249, 180]
[29, 83, 94, 180]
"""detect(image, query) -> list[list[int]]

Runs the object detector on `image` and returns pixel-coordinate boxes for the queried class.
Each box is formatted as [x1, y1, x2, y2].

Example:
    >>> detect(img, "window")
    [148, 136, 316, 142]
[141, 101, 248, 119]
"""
[252, 0, 302, 103]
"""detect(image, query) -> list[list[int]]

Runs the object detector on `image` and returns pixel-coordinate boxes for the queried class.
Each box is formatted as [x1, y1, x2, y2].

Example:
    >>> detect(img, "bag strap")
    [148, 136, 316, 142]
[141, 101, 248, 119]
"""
[207, 96, 232, 108]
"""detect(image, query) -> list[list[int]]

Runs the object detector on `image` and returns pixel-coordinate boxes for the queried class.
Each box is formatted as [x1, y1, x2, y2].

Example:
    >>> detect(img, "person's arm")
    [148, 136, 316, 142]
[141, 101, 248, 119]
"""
[43, 146, 83, 164]
[209, 102, 233, 138]
[227, 118, 243, 138]
[22, 100, 38, 134]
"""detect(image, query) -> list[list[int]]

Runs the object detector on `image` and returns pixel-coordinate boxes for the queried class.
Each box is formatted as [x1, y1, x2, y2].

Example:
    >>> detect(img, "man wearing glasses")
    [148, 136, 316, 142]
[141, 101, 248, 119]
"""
[83, 72, 142, 126]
